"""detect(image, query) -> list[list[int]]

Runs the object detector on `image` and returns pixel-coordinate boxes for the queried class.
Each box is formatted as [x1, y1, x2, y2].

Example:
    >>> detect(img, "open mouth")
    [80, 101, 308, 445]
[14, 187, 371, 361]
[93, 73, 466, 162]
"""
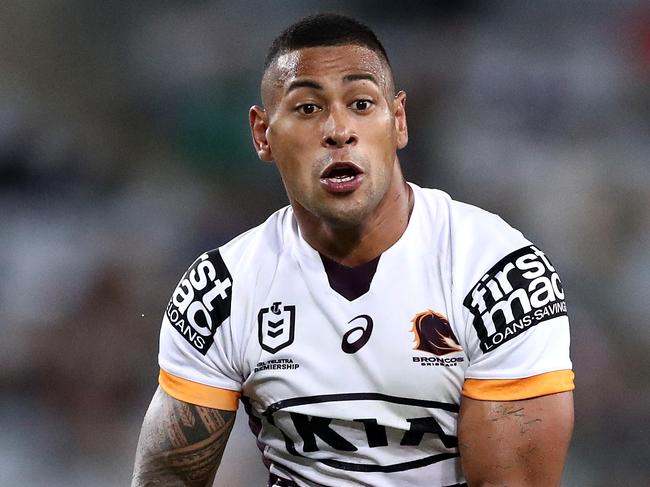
[320, 162, 363, 182]
[319, 162, 364, 193]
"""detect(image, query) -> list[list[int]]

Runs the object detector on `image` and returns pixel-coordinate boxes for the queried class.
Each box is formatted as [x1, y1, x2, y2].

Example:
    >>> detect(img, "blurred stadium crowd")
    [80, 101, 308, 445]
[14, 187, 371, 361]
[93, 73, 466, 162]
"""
[1, 1, 648, 485]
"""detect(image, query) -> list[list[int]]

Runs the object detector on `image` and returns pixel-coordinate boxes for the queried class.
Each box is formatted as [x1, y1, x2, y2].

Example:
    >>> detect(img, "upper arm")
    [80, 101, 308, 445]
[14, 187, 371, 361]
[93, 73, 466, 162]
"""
[449, 213, 575, 485]
[132, 386, 236, 487]
[458, 391, 574, 487]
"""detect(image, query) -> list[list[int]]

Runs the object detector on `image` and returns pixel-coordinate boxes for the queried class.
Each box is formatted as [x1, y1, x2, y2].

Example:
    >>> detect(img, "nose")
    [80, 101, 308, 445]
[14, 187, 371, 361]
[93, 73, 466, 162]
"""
[321, 108, 358, 148]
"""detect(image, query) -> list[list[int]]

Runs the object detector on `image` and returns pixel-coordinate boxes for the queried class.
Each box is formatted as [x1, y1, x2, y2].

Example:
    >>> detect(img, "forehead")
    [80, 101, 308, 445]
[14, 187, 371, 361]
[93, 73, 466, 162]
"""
[262, 44, 391, 103]
[277, 44, 386, 80]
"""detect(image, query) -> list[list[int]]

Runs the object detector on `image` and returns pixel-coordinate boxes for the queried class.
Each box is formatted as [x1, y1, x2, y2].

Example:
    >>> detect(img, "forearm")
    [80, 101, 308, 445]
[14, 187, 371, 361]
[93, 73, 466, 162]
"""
[132, 386, 236, 487]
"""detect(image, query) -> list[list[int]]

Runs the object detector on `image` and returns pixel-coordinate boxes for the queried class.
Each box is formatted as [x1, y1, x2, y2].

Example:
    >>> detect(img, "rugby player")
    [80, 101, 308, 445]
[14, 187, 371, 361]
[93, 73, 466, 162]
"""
[132, 13, 574, 487]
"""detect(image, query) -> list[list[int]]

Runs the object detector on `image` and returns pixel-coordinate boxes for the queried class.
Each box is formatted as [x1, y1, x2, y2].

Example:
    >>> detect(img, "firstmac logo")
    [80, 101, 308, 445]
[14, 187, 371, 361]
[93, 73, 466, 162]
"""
[463, 245, 567, 352]
[166, 250, 232, 355]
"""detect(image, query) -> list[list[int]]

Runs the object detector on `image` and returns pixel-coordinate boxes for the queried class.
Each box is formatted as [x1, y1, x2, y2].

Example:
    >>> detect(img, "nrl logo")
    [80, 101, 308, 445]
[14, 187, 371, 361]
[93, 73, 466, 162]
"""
[258, 302, 296, 354]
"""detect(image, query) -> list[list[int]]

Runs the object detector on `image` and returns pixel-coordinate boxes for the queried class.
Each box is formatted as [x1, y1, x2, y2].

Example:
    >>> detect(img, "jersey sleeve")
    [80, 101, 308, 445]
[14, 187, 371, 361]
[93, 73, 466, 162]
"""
[158, 249, 242, 410]
[450, 203, 574, 401]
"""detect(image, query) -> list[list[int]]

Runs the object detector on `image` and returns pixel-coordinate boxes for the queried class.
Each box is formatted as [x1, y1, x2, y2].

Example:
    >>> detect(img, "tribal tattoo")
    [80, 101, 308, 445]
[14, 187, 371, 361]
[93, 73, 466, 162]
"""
[132, 387, 236, 486]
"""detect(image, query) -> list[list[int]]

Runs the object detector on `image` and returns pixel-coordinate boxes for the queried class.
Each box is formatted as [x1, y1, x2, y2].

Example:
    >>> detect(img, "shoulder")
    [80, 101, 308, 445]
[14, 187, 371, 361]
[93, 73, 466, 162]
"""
[451, 198, 530, 275]
[161, 206, 294, 356]
[174, 205, 294, 306]
[419, 186, 532, 291]
[422, 186, 528, 251]
[411, 184, 531, 282]
[412, 183, 523, 235]
[216, 205, 294, 271]
[411, 184, 563, 312]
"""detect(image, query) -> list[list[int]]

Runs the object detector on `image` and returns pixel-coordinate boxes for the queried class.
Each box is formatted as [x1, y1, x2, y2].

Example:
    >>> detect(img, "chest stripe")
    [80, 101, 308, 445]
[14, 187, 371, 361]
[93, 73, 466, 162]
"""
[263, 392, 459, 416]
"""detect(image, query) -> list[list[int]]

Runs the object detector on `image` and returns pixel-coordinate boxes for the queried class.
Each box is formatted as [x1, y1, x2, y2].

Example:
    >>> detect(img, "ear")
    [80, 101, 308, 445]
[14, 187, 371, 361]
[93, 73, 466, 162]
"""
[249, 105, 273, 161]
[393, 91, 408, 150]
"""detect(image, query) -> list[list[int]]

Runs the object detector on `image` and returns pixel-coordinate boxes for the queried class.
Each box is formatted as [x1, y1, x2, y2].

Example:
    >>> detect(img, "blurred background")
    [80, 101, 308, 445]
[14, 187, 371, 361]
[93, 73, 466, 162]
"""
[1, 0, 648, 485]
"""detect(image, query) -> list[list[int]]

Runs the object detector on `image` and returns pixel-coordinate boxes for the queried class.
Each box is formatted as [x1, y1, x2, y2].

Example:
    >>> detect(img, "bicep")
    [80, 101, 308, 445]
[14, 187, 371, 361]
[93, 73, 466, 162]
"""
[458, 391, 574, 487]
[132, 386, 236, 487]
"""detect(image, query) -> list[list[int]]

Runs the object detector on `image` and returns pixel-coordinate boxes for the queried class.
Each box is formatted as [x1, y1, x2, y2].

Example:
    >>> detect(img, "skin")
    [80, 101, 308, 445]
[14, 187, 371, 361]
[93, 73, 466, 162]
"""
[132, 387, 235, 487]
[459, 392, 574, 486]
[132, 43, 574, 486]
[250, 44, 410, 266]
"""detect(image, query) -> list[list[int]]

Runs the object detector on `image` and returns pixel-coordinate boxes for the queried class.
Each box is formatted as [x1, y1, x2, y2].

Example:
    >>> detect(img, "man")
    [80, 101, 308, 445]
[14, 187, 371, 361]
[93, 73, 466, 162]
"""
[132, 13, 574, 487]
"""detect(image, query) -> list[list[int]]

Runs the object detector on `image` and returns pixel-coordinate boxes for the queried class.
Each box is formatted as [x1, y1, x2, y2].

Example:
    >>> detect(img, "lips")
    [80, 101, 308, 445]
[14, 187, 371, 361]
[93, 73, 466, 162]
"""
[319, 161, 364, 193]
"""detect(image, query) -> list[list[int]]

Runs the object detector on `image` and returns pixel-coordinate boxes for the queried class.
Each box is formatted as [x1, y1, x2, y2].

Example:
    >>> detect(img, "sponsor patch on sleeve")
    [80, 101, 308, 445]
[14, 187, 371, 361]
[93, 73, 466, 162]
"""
[463, 245, 567, 353]
[165, 250, 233, 355]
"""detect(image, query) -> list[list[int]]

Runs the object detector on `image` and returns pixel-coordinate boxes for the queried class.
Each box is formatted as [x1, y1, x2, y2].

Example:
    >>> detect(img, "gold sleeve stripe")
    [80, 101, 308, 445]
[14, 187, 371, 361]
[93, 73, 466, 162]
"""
[462, 369, 575, 401]
[159, 368, 240, 411]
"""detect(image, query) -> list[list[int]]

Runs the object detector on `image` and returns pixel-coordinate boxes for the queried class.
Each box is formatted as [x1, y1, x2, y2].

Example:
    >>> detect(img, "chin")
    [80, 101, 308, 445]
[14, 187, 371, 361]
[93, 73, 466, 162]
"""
[318, 203, 373, 228]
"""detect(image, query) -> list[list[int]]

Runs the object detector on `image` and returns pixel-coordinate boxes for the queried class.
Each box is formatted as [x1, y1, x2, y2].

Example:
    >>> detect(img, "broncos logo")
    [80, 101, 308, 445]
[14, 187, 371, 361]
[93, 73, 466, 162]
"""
[411, 310, 463, 356]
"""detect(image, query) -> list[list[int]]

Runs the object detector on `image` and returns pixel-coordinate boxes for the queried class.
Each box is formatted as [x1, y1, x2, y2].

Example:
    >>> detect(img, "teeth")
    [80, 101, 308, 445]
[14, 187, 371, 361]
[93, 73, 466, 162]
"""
[329, 175, 354, 182]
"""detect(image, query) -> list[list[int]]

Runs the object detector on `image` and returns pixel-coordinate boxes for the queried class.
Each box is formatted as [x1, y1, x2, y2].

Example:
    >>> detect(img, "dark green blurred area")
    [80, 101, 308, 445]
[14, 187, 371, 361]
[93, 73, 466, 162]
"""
[170, 76, 258, 175]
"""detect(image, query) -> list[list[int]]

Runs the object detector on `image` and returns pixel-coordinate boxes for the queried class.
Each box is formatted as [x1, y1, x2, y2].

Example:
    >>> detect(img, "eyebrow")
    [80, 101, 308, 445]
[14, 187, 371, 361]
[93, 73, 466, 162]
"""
[343, 73, 379, 85]
[285, 73, 380, 94]
[285, 79, 323, 94]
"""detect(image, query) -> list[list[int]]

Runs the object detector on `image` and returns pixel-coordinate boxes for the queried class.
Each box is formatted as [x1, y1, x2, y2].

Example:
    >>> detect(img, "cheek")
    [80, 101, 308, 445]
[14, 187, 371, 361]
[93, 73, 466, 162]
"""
[272, 143, 316, 190]
[365, 119, 397, 155]
[364, 107, 395, 140]
[269, 121, 315, 158]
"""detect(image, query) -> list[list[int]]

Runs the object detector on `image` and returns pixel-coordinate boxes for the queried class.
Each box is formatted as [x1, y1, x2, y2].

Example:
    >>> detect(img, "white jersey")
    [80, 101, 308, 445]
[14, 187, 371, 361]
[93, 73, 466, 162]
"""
[158, 183, 574, 487]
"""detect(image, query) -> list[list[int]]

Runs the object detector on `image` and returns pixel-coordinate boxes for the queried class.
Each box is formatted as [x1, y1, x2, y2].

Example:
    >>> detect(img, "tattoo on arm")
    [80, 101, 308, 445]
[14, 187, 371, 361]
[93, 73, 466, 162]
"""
[132, 386, 236, 487]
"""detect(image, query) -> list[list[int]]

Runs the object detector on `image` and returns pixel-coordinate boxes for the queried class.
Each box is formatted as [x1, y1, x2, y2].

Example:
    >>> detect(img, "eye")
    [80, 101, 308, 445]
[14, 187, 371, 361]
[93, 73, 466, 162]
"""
[350, 99, 374, 111]
[297, 104, 320, 115]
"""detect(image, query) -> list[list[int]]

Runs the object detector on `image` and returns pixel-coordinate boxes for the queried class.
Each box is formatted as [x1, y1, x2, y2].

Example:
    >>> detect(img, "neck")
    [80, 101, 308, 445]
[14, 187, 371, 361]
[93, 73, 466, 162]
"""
[294, 166, 413, 267]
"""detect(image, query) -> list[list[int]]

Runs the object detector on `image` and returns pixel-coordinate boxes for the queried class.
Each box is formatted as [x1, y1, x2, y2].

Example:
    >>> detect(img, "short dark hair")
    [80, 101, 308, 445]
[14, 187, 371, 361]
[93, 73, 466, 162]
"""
[264, 13, 391, 70]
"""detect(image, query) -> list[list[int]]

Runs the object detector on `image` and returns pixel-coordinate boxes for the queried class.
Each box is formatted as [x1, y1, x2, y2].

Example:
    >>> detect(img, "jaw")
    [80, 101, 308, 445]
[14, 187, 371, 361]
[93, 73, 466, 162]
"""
[290, 189, 371, 231]
[288, 159, 411, 264]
